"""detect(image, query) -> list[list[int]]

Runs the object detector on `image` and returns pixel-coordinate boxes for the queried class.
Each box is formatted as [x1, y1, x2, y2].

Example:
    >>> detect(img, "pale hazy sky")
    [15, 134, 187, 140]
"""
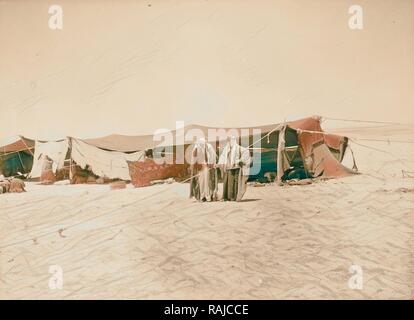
[0, 0, 413, 139]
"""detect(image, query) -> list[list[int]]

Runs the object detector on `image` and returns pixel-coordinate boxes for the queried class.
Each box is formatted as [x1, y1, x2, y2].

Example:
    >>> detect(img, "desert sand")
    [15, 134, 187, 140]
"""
[1, 125, 413, 299]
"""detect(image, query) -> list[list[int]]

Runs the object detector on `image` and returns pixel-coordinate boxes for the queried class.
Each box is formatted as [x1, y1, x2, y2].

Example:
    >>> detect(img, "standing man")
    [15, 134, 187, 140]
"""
[218, 136, 251, 201]
[189, 138, 218, 202]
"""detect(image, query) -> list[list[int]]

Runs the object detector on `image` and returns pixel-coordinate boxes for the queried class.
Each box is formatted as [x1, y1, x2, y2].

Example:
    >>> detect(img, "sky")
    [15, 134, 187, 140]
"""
[0, 0, 413, 140]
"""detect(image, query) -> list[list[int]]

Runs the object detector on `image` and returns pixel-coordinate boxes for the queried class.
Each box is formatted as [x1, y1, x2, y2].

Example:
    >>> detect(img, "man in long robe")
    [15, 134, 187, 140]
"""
[218, 136, 251, 201]
[189, 138, 218, 202]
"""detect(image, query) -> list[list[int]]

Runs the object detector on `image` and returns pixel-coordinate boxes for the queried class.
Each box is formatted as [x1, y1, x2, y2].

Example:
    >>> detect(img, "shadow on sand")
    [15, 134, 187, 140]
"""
[238, 199, 260, 203]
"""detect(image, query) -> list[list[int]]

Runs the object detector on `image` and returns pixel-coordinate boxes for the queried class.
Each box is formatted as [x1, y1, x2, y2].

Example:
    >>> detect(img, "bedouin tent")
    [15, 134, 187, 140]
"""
[2, 116, 353, 184]
[88, 115, 356, 185]
[187, 115, 355, 181]
[0, 136, 34, 177]
[28, 139, 70, 179]
[273, 116, 355, 181]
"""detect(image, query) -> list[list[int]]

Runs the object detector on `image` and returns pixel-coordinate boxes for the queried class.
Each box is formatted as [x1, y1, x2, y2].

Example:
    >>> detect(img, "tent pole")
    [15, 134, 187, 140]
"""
[17, 151, 26, 172]
[276, 125, 286, 185]
[19, 136, 34, 156]
[68, 138, 73, 182]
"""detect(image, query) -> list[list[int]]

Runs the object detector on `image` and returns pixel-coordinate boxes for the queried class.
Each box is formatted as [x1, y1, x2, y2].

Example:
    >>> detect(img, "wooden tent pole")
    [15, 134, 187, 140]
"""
[18, 136, 34, 176]
[19, 136, 34, 156]
[276, 124, 286, 185]
[68, 137, 73, 182]
[17, 151, 26, 172]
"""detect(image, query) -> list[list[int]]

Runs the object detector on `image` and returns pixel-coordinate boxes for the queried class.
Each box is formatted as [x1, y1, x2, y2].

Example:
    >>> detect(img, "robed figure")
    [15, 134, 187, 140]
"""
[218, 136, 251, 201]
[189, 138, 218, 202]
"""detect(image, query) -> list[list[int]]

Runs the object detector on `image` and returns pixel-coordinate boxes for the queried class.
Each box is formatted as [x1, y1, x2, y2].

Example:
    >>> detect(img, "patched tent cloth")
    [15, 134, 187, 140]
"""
[29, 139, 69, 178]
[289, 117, 354, 178]
[70, 138, 144, 180]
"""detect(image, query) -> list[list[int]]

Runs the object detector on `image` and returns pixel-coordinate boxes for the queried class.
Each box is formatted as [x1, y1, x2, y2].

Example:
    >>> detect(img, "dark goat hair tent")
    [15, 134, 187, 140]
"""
[248, 116, 354, 181]
[0, 116, 354, 183]
[0, 136, 34, 177]
[89, 116, 356, 185]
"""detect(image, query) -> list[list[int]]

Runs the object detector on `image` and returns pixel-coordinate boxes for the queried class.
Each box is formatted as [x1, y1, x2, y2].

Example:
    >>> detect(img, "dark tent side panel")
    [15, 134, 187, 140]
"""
[248, 127, 306, 182]
[247, 130, 278, 181]
[0, 151, 33, 177]
[249, 150, 277, 181]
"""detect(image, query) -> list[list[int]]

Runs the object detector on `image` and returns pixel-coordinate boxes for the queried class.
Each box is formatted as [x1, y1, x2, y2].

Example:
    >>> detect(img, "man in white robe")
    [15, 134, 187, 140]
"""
[189, 138, 218, 202]
[218, 136, 251, 201]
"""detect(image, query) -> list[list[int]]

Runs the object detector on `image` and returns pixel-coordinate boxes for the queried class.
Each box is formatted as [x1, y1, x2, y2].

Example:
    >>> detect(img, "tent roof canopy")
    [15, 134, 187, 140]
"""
[1, 116, 348, 154]
[82, 116, 345, 152]
[0, 135, 35, 154]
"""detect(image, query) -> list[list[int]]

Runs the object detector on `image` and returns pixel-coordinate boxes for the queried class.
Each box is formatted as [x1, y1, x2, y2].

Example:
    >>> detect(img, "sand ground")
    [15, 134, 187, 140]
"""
[1, 125, 413, 299]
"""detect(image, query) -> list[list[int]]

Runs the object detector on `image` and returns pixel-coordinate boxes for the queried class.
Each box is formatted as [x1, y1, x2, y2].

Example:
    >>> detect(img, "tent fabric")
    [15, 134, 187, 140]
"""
[0, 136, 35, 154]
[296, 129, 354, 178]
[80, 121, 310, 152]
[269, 116, 356, 180]
[82, 134, 158, 153]
[82, 127, 214, 152]
[82, 116, 353, 182]
[0, 152, 33, 177]
[70, 138, 144, 180]
[284, 116, 353, 178]
[309, 143, 355, 178]
[128, 159, 189, 187]
[0, 136, 34, 177]
[287, 117, 345, 151]
[0, 116, 355, 181]
[296, 130, 347, 159]
[81, 116, 339, 152]
[29, 139, 69, 179]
